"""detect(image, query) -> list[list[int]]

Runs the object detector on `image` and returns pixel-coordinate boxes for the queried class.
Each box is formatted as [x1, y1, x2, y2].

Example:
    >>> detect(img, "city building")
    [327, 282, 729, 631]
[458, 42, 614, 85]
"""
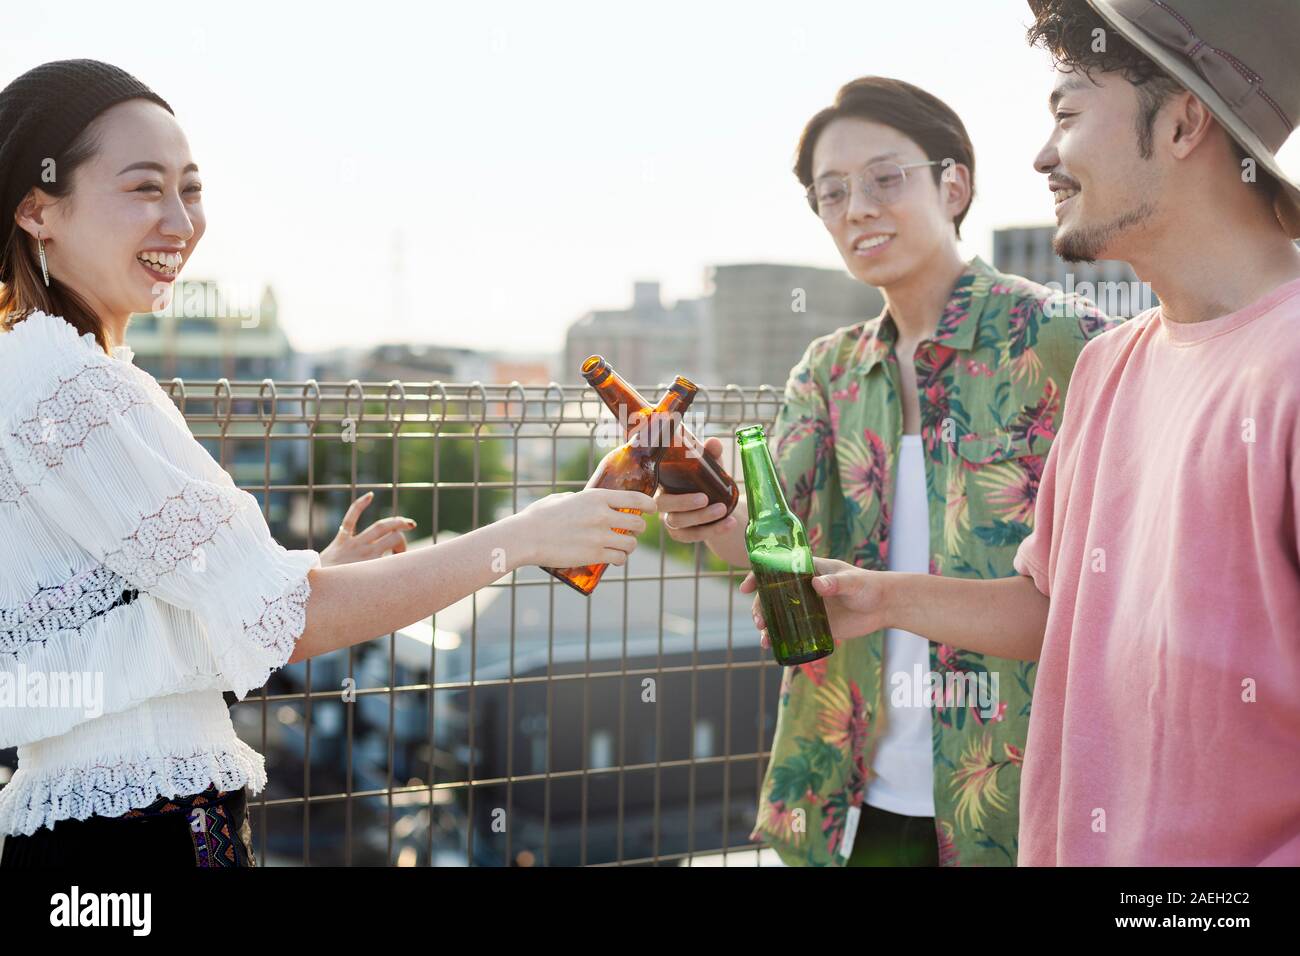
[707, 263, 883, 390]
[360, 342, 493, 384]
[125, 280, 298, 381]
[566, 267, 884, 394]
[564, 280, 709, 392]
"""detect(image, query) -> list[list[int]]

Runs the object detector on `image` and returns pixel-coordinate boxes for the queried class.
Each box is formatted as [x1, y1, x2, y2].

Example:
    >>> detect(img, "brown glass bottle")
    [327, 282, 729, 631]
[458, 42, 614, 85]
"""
[544, 377, 697, 595]
[580, 355, 739, 517]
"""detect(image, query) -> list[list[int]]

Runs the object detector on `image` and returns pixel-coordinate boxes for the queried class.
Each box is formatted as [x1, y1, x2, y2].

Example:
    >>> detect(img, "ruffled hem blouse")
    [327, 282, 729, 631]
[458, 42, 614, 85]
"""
[0, 311, 320, 836]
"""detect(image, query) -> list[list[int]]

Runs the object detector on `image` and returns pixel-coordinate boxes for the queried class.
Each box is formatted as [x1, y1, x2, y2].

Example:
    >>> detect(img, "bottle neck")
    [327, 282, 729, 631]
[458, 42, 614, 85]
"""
[587, 366, 653, 440]
[738, 438, 789, 518]
[636, 389, 694, 461]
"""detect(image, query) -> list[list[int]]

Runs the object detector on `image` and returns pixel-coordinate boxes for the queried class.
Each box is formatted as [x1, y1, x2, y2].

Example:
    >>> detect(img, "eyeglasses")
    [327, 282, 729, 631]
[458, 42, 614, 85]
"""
[806, 160, 945, 220]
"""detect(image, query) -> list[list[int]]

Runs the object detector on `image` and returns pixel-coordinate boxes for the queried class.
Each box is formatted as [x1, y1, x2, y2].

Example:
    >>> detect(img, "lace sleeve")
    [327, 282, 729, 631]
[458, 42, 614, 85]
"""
[1, 349, 320, 700]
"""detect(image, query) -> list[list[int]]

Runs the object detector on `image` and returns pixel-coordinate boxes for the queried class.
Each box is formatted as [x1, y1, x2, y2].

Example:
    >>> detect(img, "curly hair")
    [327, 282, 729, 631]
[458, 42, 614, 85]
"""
[1025, 0, 1277, 203]
[1026, 0, 1175, 85]
[1027, 0, 1183, 158]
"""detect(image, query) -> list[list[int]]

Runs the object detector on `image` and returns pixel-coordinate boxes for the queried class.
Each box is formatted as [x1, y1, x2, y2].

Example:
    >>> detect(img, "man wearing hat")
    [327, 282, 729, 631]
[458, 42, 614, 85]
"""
[746, 0, 1300, 864]
[1013, 0, 1300, 865]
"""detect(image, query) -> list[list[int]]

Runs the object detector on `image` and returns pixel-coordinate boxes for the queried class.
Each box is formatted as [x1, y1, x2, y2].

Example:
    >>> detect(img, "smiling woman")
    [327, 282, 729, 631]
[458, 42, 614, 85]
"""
[0, 59, 662, 868]
[10, 101, 205, 348]
[0, 62, 197, 352]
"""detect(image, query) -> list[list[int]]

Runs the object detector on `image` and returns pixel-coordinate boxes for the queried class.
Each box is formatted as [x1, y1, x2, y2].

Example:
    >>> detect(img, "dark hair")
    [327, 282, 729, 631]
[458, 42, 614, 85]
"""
[794, 76, 976, 238]
[0, 120, 111, 351]
[1028, 0, 1281, 197]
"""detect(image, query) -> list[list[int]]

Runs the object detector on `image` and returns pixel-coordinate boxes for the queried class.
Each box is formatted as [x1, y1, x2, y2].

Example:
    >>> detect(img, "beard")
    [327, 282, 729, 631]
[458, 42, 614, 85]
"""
[1053, 199, 1156, 263]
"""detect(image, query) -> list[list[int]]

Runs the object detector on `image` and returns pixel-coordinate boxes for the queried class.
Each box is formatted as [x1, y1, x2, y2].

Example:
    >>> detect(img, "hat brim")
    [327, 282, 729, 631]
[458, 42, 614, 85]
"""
[1084, 0, 1300, 238]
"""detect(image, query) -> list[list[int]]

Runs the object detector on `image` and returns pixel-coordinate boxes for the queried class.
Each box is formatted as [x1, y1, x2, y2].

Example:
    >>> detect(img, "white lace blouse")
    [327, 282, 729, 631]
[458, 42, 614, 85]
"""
[0, 311, 320, 837]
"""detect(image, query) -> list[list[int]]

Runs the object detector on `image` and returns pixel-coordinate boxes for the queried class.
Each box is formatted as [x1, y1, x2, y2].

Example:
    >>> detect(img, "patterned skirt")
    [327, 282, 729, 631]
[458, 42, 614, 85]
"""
[0, 785, 257, 867]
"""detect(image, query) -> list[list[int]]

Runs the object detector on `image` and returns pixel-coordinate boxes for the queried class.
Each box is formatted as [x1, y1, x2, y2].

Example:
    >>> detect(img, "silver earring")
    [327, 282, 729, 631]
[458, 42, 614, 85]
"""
[38, 235, 49, 287]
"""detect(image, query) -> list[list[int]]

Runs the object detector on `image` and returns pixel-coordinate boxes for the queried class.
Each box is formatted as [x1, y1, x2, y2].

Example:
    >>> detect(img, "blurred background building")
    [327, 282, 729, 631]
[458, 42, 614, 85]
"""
[126, 280, 298, 381]
[708, 263, 883, 388]
[564, 280, 707, 389]
[565, 264, 884, 391]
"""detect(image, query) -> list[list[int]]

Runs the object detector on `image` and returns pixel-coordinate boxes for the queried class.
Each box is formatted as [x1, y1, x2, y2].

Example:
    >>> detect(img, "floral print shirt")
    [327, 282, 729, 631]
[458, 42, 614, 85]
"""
[750, 256, 1119, 866]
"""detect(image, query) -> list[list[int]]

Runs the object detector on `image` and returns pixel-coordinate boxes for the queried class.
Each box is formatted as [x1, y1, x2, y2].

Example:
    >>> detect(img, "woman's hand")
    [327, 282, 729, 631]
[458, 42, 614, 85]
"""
[515, 488, 656, 569]
[739, 556, 885, 647]
[319, 491, 417, 567]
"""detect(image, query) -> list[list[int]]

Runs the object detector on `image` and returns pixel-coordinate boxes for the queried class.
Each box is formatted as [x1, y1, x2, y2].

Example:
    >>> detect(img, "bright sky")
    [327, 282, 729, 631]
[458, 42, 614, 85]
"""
[8, 0, 1300, 354]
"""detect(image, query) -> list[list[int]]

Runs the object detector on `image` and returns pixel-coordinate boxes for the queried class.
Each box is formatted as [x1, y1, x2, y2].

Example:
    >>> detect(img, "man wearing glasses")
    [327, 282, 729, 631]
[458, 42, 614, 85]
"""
[657, 75, 1116, 866]
[743, 1, 1300, 866]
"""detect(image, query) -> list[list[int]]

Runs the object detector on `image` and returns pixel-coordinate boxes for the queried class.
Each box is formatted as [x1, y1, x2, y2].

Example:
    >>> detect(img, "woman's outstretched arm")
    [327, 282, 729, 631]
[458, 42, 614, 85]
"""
[289, 488, 655, 662]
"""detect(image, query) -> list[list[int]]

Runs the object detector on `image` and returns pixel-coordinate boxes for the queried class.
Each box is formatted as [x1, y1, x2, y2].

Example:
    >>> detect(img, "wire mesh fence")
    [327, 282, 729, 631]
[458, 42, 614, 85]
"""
[4, 376, 789, 865]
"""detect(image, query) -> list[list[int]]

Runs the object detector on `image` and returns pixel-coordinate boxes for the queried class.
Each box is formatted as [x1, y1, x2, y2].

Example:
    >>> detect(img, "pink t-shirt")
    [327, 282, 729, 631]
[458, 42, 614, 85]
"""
[1013, 275, 1300, 866]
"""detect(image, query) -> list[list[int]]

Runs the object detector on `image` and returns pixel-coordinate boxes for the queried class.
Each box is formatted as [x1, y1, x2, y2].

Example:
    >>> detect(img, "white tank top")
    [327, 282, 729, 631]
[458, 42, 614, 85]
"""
[864, 434, 936, 817]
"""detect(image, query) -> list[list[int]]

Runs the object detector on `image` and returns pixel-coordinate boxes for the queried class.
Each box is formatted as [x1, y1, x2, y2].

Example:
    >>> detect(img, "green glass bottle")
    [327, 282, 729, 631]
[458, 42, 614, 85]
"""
[736, 424, 834, 666]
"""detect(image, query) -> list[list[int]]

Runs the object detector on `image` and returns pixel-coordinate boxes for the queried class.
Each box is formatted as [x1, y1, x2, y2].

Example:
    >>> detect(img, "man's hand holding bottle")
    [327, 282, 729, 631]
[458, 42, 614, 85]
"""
[740, 556, 884, 648]
[655, 436, 750, 565]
